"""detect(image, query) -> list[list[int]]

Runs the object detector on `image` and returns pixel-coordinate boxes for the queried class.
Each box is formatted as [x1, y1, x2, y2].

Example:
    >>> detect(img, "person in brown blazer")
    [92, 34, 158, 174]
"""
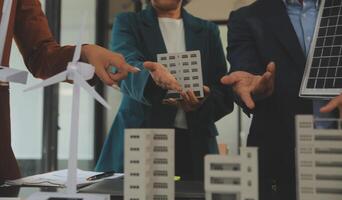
[0, 0, 139, 183]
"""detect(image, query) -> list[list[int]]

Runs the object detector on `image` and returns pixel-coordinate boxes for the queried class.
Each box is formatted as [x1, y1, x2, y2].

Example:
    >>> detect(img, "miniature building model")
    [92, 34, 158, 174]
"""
[296, 115, 342, 200]
[157, 50, 204, 99]
[124, 129, 175, 200]
[205, 148, 258, 200]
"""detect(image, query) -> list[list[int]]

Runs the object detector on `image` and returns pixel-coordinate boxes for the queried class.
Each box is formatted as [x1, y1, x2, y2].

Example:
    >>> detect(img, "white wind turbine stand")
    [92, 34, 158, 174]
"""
[0, 0, 28, 84]
[25, 14, 110, 200]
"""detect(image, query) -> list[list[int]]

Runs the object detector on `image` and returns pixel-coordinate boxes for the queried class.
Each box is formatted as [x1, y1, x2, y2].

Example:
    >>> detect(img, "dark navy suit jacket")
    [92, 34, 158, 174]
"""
[227, 0, 314, 199]
[96, 6, 234, 174]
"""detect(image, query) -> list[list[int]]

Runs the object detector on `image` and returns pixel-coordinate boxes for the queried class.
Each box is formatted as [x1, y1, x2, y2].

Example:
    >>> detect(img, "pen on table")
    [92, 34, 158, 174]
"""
[86, 170, 115, 181]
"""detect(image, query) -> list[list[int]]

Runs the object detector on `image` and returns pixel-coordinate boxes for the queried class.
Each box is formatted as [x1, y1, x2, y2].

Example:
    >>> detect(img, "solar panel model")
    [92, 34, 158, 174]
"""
[157, 50, 204, 100]
[300, 0, 342, 98]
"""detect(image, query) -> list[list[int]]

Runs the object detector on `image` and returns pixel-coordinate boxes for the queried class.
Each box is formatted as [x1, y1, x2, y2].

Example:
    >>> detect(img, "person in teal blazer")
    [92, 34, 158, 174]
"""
[96, 0, 234, 180]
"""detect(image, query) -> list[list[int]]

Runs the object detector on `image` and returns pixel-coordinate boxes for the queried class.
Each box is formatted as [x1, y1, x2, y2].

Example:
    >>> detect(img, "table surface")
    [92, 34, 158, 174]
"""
[0, 182, 205, 200]
[0, 186, 59, 199]
[0, 187, 204, 200]
[0, 180, 235, 200]
[79, 179, 206, 199]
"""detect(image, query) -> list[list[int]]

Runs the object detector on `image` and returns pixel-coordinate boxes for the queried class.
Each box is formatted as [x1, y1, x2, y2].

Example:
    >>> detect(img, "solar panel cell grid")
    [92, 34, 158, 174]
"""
[301, 0, 342, 96]
[336, 78, 342, 87]
[325, 0, 342, 7]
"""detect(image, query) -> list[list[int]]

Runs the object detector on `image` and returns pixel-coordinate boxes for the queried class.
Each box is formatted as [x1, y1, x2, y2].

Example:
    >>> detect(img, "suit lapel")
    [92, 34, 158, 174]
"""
[140, 7, 205, 62]
[261, 0, 306, 68]
[182, 10, 208, 80]
[183, 10, 204, 52]
[140, 6, 167, 62]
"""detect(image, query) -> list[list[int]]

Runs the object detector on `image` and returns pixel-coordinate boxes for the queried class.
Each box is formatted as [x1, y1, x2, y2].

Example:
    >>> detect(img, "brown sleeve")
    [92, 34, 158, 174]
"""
[14, 0, 75, 79]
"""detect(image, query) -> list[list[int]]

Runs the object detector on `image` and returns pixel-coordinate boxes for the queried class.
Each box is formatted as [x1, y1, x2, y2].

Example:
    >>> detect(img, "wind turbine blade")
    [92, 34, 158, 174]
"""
[73, 72, 111, 109]
[0, 0, 13, 63]
[72, 13, 87, 63]
[24, 71, 67, 92]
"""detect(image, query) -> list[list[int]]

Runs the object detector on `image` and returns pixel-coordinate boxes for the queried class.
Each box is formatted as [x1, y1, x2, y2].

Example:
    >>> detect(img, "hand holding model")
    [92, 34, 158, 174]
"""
[81, 45, 140, 86]
[163, 86, 211, 112]
[144, 61, 182, 92]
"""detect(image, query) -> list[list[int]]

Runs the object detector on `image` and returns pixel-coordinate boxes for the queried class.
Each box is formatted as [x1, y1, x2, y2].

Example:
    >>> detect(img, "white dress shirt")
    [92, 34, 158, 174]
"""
[158, 17, 188, 129]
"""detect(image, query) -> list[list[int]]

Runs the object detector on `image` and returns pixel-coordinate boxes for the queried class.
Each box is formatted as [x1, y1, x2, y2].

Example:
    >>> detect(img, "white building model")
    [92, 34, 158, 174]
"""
[157, 50, 204, 99]
[205, 148, 258, 200]
[296, 115, 342, 200]
[124, 129, 175, 200]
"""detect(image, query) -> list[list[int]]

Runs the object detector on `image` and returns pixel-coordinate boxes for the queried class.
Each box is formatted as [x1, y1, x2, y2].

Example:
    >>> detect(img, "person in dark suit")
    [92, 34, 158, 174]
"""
[220, 0, 339, 199]
[96, 0, 234, 180]
[0, 0, 138, 183]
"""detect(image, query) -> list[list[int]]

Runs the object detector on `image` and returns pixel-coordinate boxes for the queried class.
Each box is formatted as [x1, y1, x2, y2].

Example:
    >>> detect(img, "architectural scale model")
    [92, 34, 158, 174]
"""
[157, 50, 204, 99]
[124, 129, 175, 200]
[296, 115, 342, 200]
[205, 148, 258, 200]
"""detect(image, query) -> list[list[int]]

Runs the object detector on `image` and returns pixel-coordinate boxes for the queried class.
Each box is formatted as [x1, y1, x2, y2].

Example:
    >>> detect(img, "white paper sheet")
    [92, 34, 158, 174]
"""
[4, 169, 123, 188]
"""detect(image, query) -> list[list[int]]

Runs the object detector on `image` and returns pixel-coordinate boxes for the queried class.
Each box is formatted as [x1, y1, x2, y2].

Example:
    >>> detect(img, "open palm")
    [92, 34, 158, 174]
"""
[221, 62, 276, 109]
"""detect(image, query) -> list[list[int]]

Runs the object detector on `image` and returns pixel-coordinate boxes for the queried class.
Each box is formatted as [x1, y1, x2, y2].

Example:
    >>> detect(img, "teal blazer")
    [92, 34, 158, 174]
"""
[95, 6, 234, 173]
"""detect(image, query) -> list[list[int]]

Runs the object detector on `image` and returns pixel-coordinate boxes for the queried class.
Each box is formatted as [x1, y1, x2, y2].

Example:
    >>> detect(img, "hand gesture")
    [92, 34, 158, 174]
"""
[144, 61, 182, 92]
[320, 94, 342, 118]
[163, 86, 210, 112]
[81, 45, 140, 87]
[221, 62, 276, 109]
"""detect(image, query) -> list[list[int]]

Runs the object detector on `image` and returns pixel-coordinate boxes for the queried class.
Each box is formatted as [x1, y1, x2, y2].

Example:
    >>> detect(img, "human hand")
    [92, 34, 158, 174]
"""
[320, 94, 342, 118]
[220, 62, 276, 109]
[81, 44, 140, 86]
[144, 61, 182, 92]
[163, 86, 210, 112]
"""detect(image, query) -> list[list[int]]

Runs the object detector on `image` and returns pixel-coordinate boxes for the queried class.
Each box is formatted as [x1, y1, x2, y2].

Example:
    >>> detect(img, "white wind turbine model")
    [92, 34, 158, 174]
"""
[26, 15, 110, 200]
[0, 0, 28, 84]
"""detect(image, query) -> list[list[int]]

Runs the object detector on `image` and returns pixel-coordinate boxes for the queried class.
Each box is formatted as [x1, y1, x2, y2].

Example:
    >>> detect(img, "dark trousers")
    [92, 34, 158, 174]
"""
[257, 147, 297, 200]
[174, 128, 209, 181]
[259, 177, 296, 200]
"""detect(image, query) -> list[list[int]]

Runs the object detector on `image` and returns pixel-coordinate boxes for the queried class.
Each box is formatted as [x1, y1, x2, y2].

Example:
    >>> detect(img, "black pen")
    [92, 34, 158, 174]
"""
[86, 170, 115, 181]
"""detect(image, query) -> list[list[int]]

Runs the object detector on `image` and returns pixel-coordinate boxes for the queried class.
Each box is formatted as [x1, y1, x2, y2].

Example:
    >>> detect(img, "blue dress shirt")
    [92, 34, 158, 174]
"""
[284, 0, 336, 127]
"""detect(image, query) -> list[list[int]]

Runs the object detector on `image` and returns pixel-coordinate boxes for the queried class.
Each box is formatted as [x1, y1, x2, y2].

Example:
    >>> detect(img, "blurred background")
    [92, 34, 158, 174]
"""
[9, 0, 255, 176]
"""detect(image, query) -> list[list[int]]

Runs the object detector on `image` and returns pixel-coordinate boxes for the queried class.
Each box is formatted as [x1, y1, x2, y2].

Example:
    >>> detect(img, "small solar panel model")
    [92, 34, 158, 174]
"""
[300, 0, 342, 98]
[157, 50, 204, 99]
